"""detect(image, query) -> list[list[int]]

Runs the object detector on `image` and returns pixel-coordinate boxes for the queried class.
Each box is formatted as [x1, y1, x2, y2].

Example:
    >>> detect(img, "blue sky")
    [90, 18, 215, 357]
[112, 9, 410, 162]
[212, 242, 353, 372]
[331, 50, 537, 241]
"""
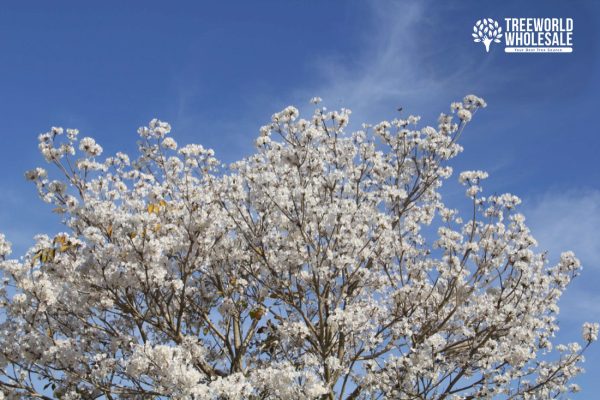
[0, 0, 598, 395]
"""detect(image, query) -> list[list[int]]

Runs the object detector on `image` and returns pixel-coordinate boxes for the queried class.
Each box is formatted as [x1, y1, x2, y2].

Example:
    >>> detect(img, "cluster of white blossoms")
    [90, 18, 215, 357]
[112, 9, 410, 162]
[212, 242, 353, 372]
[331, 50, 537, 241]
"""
[78, 137, 103, 157]
[582, 323, 599, 343]
[0, 95, 596, 399]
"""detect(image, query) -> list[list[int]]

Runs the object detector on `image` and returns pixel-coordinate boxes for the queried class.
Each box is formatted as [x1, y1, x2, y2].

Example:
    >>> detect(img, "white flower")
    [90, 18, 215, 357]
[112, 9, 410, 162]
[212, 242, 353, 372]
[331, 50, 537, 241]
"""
[24, 167, 47, 181]
[255, 136, 271, 147]
[463, 94, 487, 108]
[162, 137, 178, 150]
[150, 118, 171, 137]
[457, 108, 472, 122]
[569, 383, 581, 393]
[459, 170, 489, 184]
[79, 137, 103, 156]
[582, 322, 599, 342]
[66, 128, 79, 141]
[51, 126, 64, 135]
[0, 234, 11, 257]
[12, 293, 27, 304]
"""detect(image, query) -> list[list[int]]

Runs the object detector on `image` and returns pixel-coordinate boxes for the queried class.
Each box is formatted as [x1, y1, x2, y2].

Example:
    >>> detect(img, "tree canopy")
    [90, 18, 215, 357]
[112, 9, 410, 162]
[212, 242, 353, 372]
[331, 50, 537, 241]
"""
[0, 96, 596, 399]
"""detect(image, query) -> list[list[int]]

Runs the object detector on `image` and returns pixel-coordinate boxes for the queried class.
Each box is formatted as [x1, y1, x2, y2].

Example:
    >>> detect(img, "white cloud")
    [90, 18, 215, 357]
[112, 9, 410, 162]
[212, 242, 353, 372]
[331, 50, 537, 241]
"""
[523, 189, 600, 322]
[298, 1, 489, 125]
[307, 2, 427, 112]
[524, 189, 600, 266]
[171, 1, 499, 157]
[171, 2, 443, 158]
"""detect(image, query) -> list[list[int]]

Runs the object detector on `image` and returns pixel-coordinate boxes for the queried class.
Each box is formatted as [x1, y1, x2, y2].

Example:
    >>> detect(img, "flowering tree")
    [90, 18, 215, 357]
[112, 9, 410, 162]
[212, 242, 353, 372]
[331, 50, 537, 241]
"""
[0, 95, 597, 399]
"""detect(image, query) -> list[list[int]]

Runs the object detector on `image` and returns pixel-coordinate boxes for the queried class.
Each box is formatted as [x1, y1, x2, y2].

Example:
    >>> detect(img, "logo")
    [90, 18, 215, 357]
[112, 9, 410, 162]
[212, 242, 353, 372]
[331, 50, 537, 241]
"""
[472, 18, 503, 53]
[473, 18, 574, 54]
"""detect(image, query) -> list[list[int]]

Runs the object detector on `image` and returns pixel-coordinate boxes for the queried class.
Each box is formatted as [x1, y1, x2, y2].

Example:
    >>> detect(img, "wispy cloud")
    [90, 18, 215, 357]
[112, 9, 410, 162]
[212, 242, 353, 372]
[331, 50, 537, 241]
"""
[523, 189, 600, 322]
[169, 1, 500, 158]
[306, 2, 428, 114]
[524, 189, 600, 266]
[298, 1, 489, 125]
[171, 2, 443, 159]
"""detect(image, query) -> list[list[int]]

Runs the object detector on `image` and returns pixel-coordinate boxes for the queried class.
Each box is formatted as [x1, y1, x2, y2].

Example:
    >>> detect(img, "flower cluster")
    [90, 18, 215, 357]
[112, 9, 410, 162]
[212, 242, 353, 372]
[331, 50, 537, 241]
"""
[583, 322, 599, 343]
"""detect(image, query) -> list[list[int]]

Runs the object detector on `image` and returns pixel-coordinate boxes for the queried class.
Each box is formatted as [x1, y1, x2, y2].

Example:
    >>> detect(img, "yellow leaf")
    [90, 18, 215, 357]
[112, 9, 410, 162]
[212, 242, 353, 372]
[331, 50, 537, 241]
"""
[147, 204, 156, 214]
[128, 232, 137, 239]
[159, 199, 167, 208]
[249, 308, 265, 320]
[59, 244, 70, 252]
[40, 248, 55, 263]
[153, 224, 161, 233]
[53, 235, 67, 246]
[107, 225, 113, 238]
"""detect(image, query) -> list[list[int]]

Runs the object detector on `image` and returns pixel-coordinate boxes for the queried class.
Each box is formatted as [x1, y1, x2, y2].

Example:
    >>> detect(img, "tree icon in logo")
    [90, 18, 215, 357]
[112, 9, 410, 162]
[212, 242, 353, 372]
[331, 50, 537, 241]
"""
[473, 18, 503, 52]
